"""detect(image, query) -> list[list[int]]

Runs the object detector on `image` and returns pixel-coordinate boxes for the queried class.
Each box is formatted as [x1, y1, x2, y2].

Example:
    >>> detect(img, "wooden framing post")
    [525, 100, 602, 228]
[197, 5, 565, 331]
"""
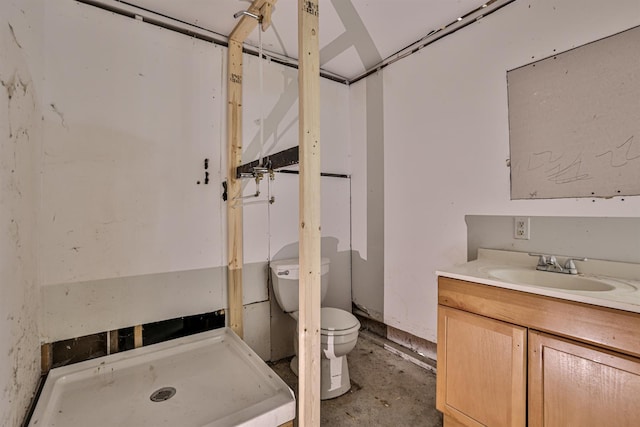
[297, 0, 321, 425]
[227, 36, 245, 338]
[41, 343, 53, 374]
[227, 0, 277, 338]
[134, 325, 143, 348]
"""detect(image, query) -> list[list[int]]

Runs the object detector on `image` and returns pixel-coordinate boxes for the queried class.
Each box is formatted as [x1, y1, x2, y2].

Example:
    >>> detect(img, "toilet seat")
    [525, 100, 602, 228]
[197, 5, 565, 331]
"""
[320, 307, 360, 336]
[291, 307, 360, 336]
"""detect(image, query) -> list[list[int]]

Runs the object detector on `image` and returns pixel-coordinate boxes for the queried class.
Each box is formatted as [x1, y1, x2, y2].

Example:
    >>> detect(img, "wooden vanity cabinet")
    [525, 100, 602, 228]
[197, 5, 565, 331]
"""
[436, 306, 526, 427]
[528, 331, 640, 427]
[437, 276, 640, 427]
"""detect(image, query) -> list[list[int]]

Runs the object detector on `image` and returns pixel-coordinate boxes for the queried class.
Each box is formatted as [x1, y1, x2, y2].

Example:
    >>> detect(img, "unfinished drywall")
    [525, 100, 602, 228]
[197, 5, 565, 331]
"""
[508, 25, 640, 199]
[379, 0, 640, 343]
[0, 1, 43, 425]
[39, 0, 352, 358]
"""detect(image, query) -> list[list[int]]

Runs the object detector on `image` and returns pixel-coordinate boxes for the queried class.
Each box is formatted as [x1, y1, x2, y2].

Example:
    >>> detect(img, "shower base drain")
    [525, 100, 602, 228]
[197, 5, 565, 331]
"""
[150, 387, 177, 402]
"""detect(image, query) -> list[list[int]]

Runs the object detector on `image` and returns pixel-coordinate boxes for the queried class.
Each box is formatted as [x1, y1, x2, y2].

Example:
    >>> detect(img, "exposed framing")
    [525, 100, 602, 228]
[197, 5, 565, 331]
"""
[297, 0, 321, 424]
[226, 0, 279, 338]
[134, 325, 143, 348]
[226, 0, 321, 424]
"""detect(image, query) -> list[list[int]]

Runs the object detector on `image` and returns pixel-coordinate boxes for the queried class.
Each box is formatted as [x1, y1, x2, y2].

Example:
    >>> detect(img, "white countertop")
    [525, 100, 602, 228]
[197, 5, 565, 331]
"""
[436, 248, 640, 314]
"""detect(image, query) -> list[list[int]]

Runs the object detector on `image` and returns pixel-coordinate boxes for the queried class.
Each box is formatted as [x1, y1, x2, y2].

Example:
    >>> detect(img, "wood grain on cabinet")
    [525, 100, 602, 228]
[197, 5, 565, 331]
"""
[436, 306, 526, 427]
[443, 414, 468, 427]
[439, 276, 640, 357]
[529, 330, 640, 427]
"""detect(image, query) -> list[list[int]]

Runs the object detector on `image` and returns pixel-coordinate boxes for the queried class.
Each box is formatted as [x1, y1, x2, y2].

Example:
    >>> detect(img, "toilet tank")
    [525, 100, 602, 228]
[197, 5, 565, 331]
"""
[269, 258, 330, 312]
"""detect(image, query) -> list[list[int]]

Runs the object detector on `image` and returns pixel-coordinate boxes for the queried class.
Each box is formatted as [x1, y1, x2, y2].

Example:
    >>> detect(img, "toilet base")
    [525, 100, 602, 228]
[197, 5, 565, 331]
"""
[290, 355, 351, 400]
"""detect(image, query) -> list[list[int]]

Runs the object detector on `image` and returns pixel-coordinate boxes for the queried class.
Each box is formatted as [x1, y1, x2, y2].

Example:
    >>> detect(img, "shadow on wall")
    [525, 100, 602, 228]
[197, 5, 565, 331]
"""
[351, 251, 384, 322]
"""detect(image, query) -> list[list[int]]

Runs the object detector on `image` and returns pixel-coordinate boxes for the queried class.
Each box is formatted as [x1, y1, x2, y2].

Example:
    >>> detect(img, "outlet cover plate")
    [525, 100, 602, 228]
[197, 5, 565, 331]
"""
[514, 216, 530, 240]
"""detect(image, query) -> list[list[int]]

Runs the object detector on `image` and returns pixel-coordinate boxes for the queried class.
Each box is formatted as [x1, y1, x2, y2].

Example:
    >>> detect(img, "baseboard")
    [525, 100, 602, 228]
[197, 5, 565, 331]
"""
[387, 325, 438, 362]
[354, 312, 387, 338]
[355, 315, 437, 374]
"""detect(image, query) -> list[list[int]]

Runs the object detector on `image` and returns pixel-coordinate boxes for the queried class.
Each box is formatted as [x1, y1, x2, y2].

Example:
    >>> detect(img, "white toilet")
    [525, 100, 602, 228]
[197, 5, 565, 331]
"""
[270, 257, 360, 400]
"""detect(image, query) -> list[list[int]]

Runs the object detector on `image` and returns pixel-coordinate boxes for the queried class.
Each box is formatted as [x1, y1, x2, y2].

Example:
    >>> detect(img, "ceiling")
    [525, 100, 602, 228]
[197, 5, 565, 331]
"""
[120, 0, 491, 81]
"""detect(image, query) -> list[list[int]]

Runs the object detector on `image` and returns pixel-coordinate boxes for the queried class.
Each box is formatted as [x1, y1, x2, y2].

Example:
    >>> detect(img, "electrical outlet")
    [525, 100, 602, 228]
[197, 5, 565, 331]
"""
[514, 216, 530, 240]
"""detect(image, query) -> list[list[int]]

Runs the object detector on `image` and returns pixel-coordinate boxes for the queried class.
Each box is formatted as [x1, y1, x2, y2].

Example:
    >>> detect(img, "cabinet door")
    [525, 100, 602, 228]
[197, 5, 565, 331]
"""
[436, 306, 527, 427]
[529, 330, 640, 427]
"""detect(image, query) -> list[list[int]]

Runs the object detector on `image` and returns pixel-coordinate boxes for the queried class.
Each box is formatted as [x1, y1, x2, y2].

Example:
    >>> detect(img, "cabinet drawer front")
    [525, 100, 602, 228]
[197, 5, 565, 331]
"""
[437, 306, 526, 427]
[439, 276, 640, 358]
[529, 331, 640, 427]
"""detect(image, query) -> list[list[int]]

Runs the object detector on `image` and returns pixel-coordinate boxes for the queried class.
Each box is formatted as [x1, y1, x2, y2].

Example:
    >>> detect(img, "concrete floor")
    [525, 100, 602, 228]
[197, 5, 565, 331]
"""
[270, 331, 443, 426]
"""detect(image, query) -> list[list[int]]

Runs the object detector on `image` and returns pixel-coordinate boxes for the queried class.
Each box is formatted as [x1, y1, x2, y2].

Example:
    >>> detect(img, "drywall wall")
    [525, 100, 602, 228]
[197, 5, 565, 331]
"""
[467, 216, 640, 264]
[40, 1, 226, 286]
[39, 0, 352, 352]
[0, 1, 43, 425]
[350, 72, 385, 322]
[39, 0, 227, 338]
[508, 25, 640, 199]
[380, 0, 640, 343]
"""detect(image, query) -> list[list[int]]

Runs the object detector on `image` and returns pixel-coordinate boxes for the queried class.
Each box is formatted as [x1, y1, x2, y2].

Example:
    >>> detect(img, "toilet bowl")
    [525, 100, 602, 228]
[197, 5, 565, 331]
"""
[270, 258, 361, 399]
[290, 307, 360, 399]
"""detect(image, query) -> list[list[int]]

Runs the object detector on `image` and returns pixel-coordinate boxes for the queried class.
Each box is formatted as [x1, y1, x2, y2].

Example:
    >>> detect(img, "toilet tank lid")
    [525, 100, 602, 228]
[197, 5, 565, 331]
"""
[270, 257, 330, 273]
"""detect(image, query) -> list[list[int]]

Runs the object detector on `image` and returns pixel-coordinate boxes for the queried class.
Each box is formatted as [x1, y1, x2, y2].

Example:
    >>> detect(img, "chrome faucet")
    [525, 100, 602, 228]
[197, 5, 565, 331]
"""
[529, 253, 587, 275]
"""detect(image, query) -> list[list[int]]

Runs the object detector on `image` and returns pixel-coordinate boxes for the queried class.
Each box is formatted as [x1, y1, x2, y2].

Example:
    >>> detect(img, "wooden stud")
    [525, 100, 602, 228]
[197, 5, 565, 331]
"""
[226, 0, 277, 339]
[109, 329, 119, 354]
[260, 2, 274, 32]
[41, 343, 53, 374]
[134, 325, 143, 348]
[227, 37, 245, 338]
[298, 0, 322, 425]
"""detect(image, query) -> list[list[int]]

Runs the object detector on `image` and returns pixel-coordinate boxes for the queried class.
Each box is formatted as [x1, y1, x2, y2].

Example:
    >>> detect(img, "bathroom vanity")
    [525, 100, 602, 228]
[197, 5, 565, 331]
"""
[436, 249, 640, 427]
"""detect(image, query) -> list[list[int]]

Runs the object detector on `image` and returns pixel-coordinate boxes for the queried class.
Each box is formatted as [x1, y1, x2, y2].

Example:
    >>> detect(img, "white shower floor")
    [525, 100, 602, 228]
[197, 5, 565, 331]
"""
[29, 328, 295, 427]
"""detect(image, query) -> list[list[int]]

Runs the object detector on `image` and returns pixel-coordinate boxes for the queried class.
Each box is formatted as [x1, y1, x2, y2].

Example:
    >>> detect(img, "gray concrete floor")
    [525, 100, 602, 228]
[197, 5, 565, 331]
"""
[270, 331, 443, 426]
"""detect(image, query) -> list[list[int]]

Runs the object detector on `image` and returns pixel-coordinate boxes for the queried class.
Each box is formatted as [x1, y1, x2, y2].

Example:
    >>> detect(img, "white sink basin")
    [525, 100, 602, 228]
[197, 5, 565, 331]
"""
[487, 268, 616, 292]
[438, 249, 640, 314]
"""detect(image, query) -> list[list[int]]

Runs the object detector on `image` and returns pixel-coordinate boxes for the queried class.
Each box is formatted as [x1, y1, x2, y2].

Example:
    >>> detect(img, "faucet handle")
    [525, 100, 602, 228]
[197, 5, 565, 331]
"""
[563, 257, 587, 274]
[528, 253, 548, 267]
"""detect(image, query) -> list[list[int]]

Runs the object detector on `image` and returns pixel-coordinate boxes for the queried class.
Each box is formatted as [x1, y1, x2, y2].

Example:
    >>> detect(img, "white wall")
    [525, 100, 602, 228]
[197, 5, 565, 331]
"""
[40, 2, 225, 286]
[349, 73, 385, 321]
[0, 1, 43, 425]
[379, 0, 640, 342]
[467, 216, 640, 264]
[38, 0, 352, 348]
[39, 1, 227, 340]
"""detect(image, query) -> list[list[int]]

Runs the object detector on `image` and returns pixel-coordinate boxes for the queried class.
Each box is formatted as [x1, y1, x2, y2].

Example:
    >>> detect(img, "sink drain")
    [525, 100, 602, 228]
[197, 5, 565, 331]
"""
[150, 387, 177, 402]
